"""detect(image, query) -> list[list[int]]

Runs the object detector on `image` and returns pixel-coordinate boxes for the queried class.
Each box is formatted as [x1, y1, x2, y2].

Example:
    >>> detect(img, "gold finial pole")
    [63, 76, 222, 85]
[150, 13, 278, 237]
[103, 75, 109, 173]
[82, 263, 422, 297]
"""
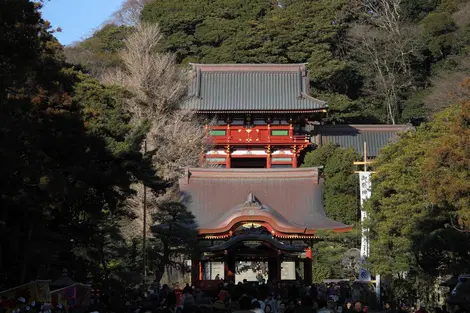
[353, 142, 375, 173]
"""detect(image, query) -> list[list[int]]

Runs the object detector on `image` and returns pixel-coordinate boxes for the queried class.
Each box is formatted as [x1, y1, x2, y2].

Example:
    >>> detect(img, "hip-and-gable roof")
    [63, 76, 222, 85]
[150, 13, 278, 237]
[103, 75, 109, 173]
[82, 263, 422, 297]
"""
[182, 63, 327, 113]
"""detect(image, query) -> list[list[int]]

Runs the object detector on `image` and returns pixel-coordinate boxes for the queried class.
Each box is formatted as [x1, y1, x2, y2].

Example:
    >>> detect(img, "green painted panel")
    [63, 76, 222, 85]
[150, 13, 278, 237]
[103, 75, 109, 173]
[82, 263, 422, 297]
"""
[210, 130, 226, 136]
[272, 158, 292, 162]
[207, 158, 226, 163]
[271, 130, 289, 136]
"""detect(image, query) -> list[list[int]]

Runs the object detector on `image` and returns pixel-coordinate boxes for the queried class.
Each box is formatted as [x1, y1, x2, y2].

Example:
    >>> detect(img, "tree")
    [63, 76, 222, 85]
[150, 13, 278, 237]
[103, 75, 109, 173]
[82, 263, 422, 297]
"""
[367, 102, 470, 302]
[139, 0, 373, 123]
[349, 0, 422, 124]
[312, 230, 361, 281]
[101, 23, 207, 183]
[0, 0, 160, 290]
[111, 0, 153, 26]
[100, 23, 208, 251]
[64, 24, 134, 78]
[150, 202, 197, 283]
[302, 145, 361, 279]
[302, 144, 360, 225]
[422, 79, 470, 229]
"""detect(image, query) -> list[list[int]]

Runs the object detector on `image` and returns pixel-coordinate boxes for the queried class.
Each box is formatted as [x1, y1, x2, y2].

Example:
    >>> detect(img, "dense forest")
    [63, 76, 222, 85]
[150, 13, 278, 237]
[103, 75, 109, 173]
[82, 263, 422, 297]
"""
[1, 0, 470, 308]
[0, 0, 200, 299]
[67, 0, 470, 125]
[63, 0, 470, 301]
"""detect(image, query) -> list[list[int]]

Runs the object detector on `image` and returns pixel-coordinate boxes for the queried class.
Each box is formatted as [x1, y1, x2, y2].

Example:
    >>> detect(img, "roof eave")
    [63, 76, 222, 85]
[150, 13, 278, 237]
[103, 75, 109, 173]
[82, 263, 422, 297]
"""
[192, 108, 328, 114]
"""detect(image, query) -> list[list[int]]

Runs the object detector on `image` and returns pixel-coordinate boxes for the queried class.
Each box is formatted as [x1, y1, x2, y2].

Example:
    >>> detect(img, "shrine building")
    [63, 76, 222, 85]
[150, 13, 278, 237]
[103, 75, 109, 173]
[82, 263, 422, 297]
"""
[179, 63, 407, 285]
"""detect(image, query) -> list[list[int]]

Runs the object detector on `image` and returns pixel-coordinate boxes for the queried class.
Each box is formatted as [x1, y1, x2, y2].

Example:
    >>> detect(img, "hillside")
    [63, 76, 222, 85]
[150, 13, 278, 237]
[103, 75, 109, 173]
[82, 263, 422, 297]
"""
[66, 0, 470, 124]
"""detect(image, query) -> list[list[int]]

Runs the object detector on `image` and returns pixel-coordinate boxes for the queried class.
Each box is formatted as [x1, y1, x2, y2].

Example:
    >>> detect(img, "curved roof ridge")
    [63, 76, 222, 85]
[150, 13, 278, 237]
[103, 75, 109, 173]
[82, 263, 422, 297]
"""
[189, 63, 308, 73]
[182, 167, 321, 180]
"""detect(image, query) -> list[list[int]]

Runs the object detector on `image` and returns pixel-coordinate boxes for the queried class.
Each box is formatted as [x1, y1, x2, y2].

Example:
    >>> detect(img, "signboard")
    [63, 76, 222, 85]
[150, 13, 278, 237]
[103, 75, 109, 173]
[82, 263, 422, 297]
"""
[359, 171, 372, 257]
[0, 281, 51, 312]
[358, 171, 372, 281]
[50, 283, 91, 309]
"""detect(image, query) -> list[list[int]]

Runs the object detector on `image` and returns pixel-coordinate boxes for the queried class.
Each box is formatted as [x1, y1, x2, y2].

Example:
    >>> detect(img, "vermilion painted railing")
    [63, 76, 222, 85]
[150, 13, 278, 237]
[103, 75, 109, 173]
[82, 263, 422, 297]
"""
[207, 125, 309, 146]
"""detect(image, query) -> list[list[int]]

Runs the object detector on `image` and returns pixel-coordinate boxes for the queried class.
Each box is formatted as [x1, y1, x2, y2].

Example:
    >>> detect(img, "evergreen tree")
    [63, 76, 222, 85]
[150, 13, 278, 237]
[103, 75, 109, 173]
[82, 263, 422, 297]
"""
[302, 145, 361, 280]
[150, 202, 197, 283]
[0, 0, 161, 289]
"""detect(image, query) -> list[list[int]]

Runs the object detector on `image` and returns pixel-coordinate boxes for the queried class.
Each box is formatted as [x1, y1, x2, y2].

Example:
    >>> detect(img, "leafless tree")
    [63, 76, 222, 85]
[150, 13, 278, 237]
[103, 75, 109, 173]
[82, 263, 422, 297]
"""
[424, 56, 470, 114]
[64, 44, 110, 78]
[349, 0, 420, 124]
[110, 0, 153, 26]
[101, 23, 188, 119]
[102, 23, 210, 245]
[452, 1, 470, 28]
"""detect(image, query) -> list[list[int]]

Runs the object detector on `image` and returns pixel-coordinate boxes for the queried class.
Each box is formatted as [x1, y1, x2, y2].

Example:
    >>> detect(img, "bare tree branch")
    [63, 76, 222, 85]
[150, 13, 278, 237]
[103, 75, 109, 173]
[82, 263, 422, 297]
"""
[101, 23, 188, 119]
[109, 0, 153, 26]
[424, 56, 470, 114]
[349, 0, 420, 124]
[101, 22, 211, 244]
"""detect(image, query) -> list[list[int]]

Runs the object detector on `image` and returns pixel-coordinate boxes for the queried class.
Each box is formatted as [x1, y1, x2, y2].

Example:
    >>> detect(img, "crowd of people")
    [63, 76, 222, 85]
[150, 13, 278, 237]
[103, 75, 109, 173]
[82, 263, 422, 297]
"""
[0, 297, 67, 313]
[120, 280, 383, 313]
[2, 280, 464, 313]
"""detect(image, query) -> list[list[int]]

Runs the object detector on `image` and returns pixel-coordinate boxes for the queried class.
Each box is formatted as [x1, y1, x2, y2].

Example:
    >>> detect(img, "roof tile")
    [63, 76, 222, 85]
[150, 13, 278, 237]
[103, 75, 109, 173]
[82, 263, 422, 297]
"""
[182, 64, 327, 112]
[314, 124, 411, 157]
[179, 168, 349, 232]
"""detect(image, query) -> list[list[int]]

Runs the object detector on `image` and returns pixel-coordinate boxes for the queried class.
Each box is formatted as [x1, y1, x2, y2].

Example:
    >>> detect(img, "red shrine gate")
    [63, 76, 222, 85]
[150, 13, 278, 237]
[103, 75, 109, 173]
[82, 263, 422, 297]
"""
[178, 63, 353, 285]
[206, 123, 311, 168]
[182, 63, 327, 169]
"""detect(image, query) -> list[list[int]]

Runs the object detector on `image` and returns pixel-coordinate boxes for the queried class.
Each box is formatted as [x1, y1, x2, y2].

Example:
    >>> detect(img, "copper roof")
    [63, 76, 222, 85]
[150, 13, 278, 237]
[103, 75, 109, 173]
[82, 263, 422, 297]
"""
[182, 64, 327, 113]
[179, 168, 350, 234]
[313, 124, 411, 157]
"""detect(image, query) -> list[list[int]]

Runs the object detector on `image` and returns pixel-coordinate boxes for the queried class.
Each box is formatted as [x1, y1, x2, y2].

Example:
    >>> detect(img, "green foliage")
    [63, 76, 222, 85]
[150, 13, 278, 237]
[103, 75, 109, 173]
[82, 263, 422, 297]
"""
[422, 82, 470, 226]
[139, 0, 369, 122]
[312, 229, 361, 280]
[61, 0, 470, 123]
[64, 24, 134, 77]
[302, 144, 360, 225]
[302, 145, 360, 279]
[368, 102, 470, 284]
[312, 262, 331, 283]
[420, 12, 457, 58]
[150, 202, 198, 283]
[0, 0, 161, 290]
[402, 0, 440, 21]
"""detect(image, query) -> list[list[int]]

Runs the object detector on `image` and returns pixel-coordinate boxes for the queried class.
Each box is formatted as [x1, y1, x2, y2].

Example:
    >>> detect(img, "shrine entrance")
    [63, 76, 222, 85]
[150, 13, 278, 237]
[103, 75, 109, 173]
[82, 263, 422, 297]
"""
[183, 168, 352, 288]
[193, 225, 312, 285]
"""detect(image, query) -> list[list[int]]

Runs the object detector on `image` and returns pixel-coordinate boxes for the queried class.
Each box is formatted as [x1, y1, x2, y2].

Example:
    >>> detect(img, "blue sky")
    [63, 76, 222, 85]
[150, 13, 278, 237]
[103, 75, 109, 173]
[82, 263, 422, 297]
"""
[41, 0, 125, 46]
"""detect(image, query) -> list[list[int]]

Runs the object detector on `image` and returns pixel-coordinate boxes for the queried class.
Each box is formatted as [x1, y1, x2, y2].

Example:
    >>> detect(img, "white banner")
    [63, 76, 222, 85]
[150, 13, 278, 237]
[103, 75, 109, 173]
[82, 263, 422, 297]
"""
[358, 171, 372, 281]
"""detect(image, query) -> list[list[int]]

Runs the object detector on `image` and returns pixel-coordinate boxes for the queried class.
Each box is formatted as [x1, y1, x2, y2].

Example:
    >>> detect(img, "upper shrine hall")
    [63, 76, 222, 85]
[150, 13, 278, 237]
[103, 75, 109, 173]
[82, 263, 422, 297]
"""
[178, 63, 407, 285]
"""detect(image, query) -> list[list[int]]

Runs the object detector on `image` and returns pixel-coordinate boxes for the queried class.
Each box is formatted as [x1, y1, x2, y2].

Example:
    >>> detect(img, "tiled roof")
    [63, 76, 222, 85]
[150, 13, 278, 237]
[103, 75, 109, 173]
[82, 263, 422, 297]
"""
[179, 168, 350, 233]
[313, 124, 411, 157]
[182, 64, 327, 113]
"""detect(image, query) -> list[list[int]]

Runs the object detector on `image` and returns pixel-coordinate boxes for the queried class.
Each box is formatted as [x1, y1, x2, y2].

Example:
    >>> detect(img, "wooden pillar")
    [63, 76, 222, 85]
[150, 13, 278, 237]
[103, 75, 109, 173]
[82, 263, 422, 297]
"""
[225, 145, 231, 168]
[268, 257, 275, 282]
[292, 145, 298, 168]
[266, 145, 272, 168]
[224, 250, 235, 283]
[199, 261, 203, 281]
[304, 247, 312, 285]
[268, 252, 282, 283]
[191, 258, 200, 286]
